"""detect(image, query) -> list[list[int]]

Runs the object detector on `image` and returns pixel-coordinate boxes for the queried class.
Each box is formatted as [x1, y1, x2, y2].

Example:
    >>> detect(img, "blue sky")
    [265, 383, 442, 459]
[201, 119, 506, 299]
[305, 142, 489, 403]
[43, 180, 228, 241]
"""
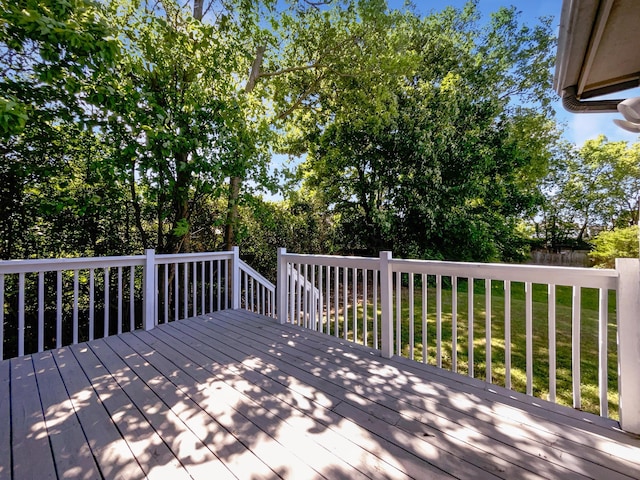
[406, 0, 640, 147]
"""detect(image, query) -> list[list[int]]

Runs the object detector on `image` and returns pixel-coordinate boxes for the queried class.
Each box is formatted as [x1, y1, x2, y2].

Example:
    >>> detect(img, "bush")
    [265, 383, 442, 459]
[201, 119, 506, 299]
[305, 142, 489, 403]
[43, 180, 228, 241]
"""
[589, 226, 639, 268]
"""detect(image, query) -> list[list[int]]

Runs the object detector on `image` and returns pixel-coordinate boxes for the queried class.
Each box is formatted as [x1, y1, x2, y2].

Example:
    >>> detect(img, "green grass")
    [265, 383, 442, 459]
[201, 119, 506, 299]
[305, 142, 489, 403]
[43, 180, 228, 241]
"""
[325, 280, 619, 419]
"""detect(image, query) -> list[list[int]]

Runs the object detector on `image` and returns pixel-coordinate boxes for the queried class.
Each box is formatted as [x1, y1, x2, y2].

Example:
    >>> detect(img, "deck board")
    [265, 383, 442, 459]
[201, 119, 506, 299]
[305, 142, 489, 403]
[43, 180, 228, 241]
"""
[31, 351, 101, 480]
[0, 359, 11, 480]
[10, 355, 57, 479]
[141, 325, 373, 479]
[157, 321, 417, 479]
[53, 346, 147, 480]
[165, 315, 453, 479]
[212, 310, 637, 479]
[182, 314, 508, 479]
[198, 312, 582, 479]
[152, 318, 435, 479]
[78, 339, 198, 480]
[2, 309, 640, 479]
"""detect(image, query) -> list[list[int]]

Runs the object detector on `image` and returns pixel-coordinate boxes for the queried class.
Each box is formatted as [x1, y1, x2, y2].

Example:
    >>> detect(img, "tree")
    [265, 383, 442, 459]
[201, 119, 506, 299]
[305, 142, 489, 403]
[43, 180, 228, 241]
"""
[238, 192, 334, 281]
[538, 135, 640, 250]
[590, 226, 639, 268]
[98, 0, 259, 253]
[296, 3, 557, 261]
[0, 0, 118, 136]
[0, 0, 120, 259]
[99, 0, 375, 254]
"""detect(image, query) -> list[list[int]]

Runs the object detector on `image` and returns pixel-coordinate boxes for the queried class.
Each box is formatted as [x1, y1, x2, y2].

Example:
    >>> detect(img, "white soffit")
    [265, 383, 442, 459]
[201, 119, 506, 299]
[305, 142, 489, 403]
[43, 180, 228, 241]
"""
[555, 0, 640, 100]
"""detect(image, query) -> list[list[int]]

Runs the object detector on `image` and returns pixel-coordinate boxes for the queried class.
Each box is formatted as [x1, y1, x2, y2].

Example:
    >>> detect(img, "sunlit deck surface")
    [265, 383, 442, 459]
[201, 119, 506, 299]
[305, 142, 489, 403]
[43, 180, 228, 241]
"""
[2, 310, 640, 480]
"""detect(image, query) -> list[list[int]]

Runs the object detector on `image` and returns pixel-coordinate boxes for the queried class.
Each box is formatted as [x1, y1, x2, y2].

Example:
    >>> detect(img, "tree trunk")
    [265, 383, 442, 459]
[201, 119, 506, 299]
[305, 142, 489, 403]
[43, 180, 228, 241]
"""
[193, 0, 203, 20]
[224, 175, 241, 250]
[223, 46, 265, 251]
[577, 219, 588, 243]
[169, 151, 191, 254]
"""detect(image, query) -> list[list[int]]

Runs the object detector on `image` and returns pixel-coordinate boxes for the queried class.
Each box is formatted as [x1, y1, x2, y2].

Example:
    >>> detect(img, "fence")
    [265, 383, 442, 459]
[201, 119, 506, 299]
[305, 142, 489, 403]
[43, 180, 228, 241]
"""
[0, 247, 275, 360]
[276, 248, 640, 434]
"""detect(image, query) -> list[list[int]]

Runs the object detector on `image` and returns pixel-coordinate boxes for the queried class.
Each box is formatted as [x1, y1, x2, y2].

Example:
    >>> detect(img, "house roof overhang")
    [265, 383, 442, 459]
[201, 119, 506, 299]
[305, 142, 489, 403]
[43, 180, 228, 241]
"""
[554, 0, 640, 113]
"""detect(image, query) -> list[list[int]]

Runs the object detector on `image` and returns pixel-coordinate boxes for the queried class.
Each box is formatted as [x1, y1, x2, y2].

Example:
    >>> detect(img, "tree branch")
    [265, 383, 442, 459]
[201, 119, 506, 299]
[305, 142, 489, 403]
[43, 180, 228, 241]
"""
[259, 62, 325, 78]
[245, 46, 265, 92]
[275, 73, 325, 121]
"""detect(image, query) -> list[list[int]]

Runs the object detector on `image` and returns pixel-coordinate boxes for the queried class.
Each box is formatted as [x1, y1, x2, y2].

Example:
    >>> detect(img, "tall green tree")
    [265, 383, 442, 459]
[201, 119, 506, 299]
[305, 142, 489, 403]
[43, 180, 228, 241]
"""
[99, 0, 264, 253]
[295, 3, 558, 261]
[0, 0, 120, 258]
[538, 135, 640, 249]
[0, 0, 118, 135]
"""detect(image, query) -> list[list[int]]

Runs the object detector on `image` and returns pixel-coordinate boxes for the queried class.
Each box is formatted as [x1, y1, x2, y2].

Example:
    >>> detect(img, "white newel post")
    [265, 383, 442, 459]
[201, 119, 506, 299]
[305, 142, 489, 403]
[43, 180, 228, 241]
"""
[616, 258, 640, 434]
[232, 246, 240, 309]
[380, 251, 393, 358]
[277, 248, 287, 324]
[143, 249, 156, 331]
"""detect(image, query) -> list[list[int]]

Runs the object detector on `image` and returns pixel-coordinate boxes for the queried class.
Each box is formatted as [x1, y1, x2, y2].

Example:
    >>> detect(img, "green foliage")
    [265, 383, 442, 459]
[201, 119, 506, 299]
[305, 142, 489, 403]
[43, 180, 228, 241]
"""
[590, 226, 639, 269]
[0, 125, 133, 259]
[536, 136, 640, 249]
[0, 0, 568, 269]
[293, 3, 557, 262]
[238, 193, 334, 281]
[0, 0, 118, 136]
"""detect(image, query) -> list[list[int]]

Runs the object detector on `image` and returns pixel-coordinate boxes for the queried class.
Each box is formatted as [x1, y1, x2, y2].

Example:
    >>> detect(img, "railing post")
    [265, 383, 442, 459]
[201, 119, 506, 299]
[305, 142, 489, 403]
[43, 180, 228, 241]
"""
[277, 247, 288, 324]
[143, 248, 156, 331]
[616, 258, 640, 434]
[380, 251, 393, 358]
[232, 246, 240, 309]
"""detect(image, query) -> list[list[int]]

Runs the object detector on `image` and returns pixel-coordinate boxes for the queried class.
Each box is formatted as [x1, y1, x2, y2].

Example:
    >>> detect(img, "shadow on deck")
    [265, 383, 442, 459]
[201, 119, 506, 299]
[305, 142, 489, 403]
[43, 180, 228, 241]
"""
[1, 309, 639, 479]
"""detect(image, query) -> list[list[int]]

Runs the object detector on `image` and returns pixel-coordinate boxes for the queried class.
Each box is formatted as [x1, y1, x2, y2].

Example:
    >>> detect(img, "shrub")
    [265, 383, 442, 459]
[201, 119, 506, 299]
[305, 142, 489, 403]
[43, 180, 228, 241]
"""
[589, 226, 639, 268]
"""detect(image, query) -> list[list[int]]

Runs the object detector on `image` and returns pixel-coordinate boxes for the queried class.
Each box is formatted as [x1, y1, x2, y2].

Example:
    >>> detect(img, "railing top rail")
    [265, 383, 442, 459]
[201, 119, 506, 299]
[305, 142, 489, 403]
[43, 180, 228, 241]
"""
[239, 259, 275, 292]
[0, 255, 146, 274]
[280, 251, 618, 290]
[282, 252, 380, 270]
[391, 258, 618, 289]
[155, 251, 234, 263]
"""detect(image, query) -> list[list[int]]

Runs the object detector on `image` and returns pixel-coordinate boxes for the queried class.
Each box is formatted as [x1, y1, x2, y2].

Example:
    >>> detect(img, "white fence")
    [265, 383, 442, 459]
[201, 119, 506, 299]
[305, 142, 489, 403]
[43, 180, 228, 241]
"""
[0, 247, 275, 360]
[276, 248, 640, 434]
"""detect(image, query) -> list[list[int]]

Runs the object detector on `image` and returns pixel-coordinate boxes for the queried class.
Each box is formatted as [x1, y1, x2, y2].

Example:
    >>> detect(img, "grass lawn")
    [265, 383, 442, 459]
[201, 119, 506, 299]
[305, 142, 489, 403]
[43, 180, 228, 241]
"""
[329, 279, 619, 419]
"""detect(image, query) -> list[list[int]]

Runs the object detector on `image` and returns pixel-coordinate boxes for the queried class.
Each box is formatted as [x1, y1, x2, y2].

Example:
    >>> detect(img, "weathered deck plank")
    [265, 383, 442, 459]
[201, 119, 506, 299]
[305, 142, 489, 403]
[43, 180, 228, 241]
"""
[1, 309, 640, 480]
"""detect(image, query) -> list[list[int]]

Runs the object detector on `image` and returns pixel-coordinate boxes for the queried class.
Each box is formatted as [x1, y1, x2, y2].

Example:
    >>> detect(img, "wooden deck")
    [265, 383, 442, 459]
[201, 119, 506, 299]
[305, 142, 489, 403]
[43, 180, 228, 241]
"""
[1, 310, 640, 480]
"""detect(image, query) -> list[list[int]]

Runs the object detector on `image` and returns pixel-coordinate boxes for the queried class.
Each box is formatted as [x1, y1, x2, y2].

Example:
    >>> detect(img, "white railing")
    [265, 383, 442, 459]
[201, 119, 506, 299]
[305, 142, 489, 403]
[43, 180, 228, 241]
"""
[154, 250, 234, 324]
[238, 258, 276, 317]
[276, 248, 640, 434]
[0, 247, 274, 361]
[286, 263, 321, 329]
